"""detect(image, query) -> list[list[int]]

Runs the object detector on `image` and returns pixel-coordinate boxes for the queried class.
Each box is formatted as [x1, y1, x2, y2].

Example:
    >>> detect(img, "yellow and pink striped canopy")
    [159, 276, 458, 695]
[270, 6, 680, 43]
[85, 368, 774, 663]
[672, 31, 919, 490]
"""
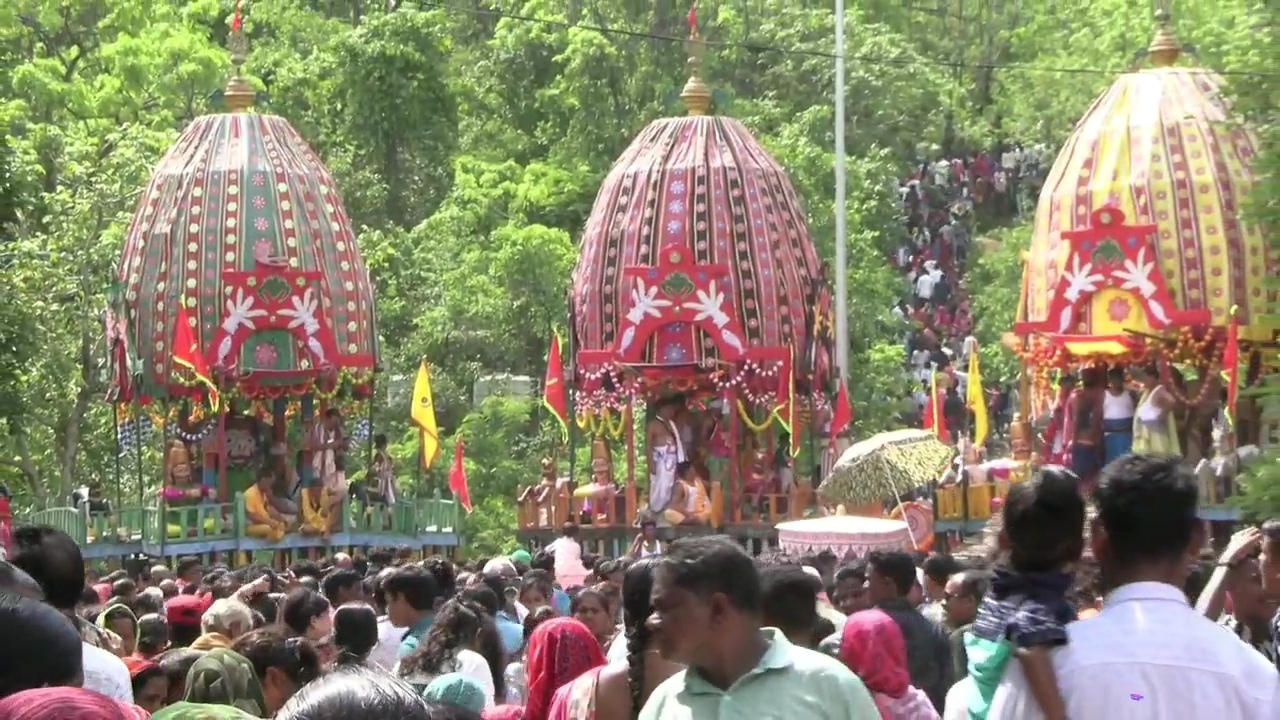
[1019, 64, 1272, 345]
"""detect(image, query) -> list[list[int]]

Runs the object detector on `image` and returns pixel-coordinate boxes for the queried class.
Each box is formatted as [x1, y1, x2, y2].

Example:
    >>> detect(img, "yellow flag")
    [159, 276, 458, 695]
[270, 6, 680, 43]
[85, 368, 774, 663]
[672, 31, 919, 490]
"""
[411, 358, 440, 468]
[967, 344, 990, 447]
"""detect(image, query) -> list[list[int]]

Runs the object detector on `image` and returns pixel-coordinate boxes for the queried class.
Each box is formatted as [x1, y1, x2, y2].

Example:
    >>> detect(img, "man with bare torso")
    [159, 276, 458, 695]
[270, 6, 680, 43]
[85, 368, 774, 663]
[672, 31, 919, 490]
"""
[1066, 368, 1105, 490]
[646, 399, 687, 515]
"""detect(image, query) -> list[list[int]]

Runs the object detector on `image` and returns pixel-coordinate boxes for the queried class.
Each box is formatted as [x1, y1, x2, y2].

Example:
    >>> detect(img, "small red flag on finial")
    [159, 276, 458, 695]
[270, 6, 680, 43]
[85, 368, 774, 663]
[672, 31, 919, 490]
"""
[232, 0, 243, 31]
[688, 2, 697, 35]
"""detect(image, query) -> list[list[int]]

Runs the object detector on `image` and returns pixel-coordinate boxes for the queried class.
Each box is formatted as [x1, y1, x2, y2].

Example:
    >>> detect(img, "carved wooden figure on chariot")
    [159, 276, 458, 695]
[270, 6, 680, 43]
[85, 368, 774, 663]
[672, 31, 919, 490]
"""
[517, 456, 560, 527]
[162, 439, 207, 504]
[743, 446, 776, 516]
[1009, 414, 1033, 463]
[576, 436, 619, 523]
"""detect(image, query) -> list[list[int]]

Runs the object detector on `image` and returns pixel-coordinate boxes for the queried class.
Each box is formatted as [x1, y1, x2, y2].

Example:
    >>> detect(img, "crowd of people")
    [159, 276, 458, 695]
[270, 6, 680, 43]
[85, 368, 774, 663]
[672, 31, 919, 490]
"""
[892, 150, 1050, 437]
[0, 454, 1276, 719]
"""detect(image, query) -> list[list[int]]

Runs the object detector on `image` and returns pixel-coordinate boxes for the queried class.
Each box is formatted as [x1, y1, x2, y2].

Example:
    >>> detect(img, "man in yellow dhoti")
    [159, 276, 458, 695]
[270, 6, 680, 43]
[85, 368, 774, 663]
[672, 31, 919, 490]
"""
[244, 469, 294, 542]
[299, 483, 339, 538]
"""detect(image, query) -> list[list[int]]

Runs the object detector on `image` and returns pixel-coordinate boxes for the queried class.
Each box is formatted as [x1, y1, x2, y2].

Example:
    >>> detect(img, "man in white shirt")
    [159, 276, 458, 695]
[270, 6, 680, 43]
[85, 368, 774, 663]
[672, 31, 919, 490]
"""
[82, 642, 134, 701]
[915, 271, 936, 302]
[369, 566, 404, 671]
[947, 454, 1279, 719]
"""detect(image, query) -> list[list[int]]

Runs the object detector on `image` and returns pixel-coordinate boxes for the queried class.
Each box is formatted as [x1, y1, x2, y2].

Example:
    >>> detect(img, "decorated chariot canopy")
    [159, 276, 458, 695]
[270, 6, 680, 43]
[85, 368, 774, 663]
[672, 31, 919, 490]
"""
[107, 17, 376, 406]
[570, 25, 830, 413]
[1014, 9, 1272, 369]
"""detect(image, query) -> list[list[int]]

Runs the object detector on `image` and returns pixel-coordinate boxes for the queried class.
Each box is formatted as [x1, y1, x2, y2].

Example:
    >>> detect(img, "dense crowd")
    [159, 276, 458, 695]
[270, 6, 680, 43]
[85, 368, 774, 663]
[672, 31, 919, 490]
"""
[892, 150, 1051, 437]
[0, 454, 1276, 719]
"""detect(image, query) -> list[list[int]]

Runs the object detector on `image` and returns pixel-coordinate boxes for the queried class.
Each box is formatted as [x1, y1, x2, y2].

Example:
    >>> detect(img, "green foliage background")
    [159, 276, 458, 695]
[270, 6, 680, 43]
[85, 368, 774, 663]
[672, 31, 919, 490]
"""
[0, 0, 1273, 552]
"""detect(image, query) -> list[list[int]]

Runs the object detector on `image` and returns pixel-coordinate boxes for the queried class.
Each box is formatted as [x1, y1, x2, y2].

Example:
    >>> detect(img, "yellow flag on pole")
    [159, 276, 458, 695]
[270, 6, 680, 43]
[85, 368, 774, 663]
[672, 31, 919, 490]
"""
[967, 344, 990, 447]
[411, 358, 440, 468]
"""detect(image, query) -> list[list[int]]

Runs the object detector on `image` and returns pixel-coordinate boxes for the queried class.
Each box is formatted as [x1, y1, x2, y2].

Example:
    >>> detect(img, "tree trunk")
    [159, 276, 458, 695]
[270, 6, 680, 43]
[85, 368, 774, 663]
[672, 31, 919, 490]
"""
[57, 325, 96, 499]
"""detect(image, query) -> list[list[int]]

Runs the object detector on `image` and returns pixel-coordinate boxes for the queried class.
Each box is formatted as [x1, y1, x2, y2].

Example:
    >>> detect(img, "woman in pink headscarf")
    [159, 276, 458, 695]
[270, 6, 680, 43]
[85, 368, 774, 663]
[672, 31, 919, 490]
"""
[0, 687, 151, 719]
[523, 617, 605, 720]
[838, 609, 939, 720]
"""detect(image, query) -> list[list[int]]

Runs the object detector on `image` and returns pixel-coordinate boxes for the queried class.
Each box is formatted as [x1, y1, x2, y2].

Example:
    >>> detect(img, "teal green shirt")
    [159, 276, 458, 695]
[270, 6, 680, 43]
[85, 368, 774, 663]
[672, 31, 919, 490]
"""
[963, 631, 1013, 719]
[397, 613, 435, 659]
[638, 628, 880, 720]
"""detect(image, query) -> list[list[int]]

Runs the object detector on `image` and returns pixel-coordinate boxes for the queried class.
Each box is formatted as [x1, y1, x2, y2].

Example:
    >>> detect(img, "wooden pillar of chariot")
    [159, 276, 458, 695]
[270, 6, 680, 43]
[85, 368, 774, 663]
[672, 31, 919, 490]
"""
[566, 19, 833, 531]
[111, 4, 378, 542]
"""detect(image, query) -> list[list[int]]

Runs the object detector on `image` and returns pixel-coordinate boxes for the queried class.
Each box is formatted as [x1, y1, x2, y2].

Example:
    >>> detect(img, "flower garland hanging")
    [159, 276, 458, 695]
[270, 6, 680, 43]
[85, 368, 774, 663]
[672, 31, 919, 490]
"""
[574, 409, 628, 438]
[736, 399, 776, 432]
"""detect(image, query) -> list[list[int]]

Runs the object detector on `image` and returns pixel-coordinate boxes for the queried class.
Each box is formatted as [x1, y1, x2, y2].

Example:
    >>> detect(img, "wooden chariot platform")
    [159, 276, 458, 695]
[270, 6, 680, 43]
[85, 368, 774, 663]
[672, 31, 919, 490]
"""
[17, 491, 463, 566]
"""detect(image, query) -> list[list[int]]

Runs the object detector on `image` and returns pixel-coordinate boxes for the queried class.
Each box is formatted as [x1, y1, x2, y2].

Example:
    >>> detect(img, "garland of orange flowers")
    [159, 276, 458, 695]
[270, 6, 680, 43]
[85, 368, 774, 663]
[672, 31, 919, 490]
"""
[1015, 327, 1233, 409]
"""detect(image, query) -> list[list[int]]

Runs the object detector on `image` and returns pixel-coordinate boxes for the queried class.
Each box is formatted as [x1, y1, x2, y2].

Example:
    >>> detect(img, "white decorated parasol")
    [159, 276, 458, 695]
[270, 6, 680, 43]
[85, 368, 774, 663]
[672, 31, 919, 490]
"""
[776, 507, 912, 558]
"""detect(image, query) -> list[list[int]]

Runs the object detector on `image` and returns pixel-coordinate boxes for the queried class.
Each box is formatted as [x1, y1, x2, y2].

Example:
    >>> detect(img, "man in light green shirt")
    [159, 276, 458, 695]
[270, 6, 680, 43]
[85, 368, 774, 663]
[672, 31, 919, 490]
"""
[638, 536, 880, 720]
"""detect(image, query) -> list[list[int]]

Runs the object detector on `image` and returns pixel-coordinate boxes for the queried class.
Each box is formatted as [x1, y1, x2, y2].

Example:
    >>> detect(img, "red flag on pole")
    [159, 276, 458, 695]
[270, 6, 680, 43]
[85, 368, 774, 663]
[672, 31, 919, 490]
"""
[172, 302, 220, 412]
[688, 2, 698, 35]
[830, 380, 852, 448]
[231, 0, 243, 31]
[1223, 305, 1240, 429]
[543, 334, 569, 442]
[449, 437, 473, 514]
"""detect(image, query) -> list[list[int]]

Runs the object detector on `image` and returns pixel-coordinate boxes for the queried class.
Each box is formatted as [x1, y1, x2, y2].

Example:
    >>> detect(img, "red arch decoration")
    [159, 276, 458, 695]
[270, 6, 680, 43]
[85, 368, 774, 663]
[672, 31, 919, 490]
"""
[610, 247, 748, 364]
[207, 269, 339, 372]
[1016, 206, 1209, 339]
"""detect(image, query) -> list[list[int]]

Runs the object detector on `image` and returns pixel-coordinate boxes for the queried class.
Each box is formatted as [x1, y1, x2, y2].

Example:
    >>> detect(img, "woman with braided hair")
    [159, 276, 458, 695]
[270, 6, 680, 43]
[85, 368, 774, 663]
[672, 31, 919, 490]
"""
[546, 558, 681, 720]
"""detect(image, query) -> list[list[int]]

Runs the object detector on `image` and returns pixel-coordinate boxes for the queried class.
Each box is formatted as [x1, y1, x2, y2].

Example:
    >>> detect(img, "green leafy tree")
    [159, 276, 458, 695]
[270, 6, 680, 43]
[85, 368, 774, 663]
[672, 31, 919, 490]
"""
[0, 0, 1268, 540]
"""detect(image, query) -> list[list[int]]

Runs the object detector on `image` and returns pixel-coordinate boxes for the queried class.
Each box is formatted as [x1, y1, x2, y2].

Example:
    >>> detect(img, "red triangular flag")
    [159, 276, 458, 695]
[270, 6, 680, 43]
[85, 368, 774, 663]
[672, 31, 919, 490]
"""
[231, 0, 243, 31]
[830, 380, 852, 448]
[543, 334, 569, 442]
[449, 437, 473, 514]
[1224, 305, 1240, 428]
[688, 2, 698, 34]
[172, 302, 219, 412]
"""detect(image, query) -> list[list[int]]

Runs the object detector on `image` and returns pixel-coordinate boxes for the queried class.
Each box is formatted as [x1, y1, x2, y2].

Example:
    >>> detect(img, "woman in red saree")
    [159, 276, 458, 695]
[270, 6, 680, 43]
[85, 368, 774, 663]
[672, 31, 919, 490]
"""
[839, 609, 939, 720]
[523, 617, 605, 720]
[547, 558, 681, 720]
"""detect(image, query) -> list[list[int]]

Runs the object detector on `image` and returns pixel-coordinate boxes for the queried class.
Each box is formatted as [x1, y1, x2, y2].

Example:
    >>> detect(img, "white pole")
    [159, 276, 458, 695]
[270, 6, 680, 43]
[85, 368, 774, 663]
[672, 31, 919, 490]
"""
[834, 0, 849, 382]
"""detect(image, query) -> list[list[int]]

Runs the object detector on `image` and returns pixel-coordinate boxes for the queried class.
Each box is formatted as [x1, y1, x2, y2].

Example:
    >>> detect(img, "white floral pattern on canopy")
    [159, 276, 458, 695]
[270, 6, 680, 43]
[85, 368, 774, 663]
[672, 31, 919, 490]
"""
[776, 509, 912, 559]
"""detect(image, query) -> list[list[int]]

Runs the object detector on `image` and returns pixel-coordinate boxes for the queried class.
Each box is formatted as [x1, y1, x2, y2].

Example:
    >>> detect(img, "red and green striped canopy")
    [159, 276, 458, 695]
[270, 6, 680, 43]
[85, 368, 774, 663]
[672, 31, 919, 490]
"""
[114, 113, 377, 402]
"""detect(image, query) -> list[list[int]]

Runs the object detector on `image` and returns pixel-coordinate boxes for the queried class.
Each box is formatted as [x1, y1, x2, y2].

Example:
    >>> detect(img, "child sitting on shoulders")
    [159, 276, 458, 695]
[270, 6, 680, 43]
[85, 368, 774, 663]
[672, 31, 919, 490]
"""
[964, 465, 1086, 720]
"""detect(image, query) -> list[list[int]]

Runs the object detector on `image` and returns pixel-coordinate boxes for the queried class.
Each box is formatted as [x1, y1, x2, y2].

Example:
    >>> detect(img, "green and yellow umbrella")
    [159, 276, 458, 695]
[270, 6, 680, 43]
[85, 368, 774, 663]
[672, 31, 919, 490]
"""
[818, 429, 956, 507]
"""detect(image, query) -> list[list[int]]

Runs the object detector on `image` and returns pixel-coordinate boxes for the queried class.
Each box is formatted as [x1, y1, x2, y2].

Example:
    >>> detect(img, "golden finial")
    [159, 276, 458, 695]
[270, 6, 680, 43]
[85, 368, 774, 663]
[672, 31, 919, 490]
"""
[680, 7, 712, 116]
[1146, 4, 1182, 68]
[224, 1, 256, 112]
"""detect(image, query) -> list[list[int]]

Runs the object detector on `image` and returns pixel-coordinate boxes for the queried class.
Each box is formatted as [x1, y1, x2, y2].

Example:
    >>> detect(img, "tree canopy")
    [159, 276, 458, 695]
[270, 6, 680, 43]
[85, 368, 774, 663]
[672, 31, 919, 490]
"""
[0, 0, 1274, 550]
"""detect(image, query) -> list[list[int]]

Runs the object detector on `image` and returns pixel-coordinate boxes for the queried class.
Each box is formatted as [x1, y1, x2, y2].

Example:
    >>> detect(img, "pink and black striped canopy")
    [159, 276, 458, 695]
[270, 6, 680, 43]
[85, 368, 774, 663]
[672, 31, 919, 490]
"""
[571, 115, 825, 383]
